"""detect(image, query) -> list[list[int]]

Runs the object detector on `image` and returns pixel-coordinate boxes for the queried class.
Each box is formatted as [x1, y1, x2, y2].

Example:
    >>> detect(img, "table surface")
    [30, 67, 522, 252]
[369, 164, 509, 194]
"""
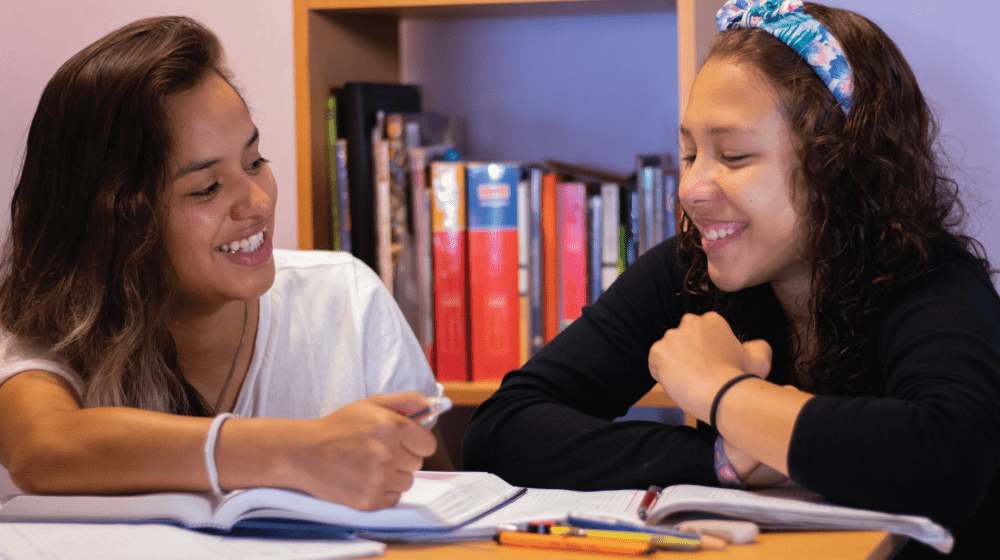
[381, 531, 900, 560]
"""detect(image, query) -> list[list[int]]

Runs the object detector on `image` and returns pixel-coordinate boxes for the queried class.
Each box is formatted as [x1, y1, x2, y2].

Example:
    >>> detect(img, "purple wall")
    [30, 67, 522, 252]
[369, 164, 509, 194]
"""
[402, 11, 679, 179]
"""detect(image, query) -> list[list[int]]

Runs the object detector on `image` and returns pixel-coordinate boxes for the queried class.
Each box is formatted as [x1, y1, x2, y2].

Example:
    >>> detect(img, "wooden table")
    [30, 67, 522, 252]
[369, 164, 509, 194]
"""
[383, 531, 901, 559]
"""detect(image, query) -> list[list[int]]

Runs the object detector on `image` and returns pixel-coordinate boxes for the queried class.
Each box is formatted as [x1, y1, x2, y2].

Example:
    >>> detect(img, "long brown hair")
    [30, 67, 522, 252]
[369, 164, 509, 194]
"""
[0, 16, 230, 414]
[679, 3, 988, 395]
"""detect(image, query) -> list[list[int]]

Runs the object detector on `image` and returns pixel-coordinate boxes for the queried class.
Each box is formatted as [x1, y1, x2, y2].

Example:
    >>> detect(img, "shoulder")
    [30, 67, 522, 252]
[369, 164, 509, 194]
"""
[0, 333, 84, 396]
[267, 249, 388, 318]
[889, 240, 998, 311]
[879, 239, 1000, 350]
[271, 249, 381, 295]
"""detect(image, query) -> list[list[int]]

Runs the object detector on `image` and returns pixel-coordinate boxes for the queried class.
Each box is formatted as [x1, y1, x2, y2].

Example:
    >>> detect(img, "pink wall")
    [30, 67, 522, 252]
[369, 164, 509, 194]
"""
[0, 0, 298, 252]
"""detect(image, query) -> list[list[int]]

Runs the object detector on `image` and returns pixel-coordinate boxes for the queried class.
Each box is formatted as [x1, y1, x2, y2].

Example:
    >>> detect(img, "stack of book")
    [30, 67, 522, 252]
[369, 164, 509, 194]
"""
[327, 83, 679, 382]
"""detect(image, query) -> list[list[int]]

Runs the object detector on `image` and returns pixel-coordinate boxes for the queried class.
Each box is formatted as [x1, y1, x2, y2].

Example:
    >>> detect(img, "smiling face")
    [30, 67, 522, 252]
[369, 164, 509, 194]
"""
[164, 72, 276, 310]
[679, 57, 812, 305]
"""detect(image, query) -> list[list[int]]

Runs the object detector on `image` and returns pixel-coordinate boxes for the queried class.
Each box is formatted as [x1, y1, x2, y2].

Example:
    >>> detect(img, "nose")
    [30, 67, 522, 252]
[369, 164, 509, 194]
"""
[231, 175, 274, 222]
[678, 158, 721, 210]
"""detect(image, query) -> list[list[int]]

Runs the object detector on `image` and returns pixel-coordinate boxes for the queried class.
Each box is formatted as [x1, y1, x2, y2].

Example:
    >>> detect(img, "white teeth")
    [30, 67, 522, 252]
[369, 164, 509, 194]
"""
[703, 224, 743, 241]
[216, 229, 265, 254]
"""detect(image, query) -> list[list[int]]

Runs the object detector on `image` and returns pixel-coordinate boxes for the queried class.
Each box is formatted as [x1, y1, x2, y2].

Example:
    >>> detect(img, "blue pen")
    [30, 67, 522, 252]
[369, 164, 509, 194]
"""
[406, 396, 453, 427]
[566, 512, 695, 540]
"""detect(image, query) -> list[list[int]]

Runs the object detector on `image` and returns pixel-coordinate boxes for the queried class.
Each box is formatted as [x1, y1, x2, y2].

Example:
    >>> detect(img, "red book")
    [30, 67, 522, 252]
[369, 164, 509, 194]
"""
[466, 162, 521, 381]
[430, 161, 469, 382]
[557, 181, 587, 332]
[541, 172, 560, 343]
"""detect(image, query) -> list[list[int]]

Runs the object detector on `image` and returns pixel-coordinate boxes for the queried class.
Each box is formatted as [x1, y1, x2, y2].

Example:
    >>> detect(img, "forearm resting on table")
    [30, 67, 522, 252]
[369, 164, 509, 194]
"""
[712, 377, 813, 477]
[0, 371, 295, 495]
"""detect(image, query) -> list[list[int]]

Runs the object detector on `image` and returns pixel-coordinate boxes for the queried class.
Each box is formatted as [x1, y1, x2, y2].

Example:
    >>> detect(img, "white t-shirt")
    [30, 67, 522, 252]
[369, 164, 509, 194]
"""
[0, 250, 442, 490]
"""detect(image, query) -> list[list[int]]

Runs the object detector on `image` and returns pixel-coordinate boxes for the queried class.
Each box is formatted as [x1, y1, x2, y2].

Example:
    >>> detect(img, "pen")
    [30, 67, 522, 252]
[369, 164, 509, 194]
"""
[406, 396, 453, 427]
[566, 512, 727, 550]
[636, 485, 661, 520]
[495, 531, 653, 555]
[548, 525, 701, 551]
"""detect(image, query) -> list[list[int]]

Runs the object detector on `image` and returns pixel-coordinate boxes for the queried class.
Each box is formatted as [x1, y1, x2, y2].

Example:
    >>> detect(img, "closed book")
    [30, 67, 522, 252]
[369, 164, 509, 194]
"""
[430, 161, 469, 382]
[663, 157, 679, 240]
[636, 154, 663, 256]
[325, 96, 343, 251]
[467, 162, 521, 381]
[541, 172, 560, 343]
[517, 178, 530, 366]
[339, 83, 421, 273]
[526, 166, 545, 356]
[335, 139, 351, 253]
[622, 185, 639, 267]
[557, 181, 587, 332]
[410, 147, 433, 364]
[600, 182, 621, 291]
[374, 137, 392, 290]
[587, 193, 603, 305]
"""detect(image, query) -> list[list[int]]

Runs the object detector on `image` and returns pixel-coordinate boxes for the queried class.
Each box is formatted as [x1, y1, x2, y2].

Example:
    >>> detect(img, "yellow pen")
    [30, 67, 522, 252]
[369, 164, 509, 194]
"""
[548, 525, 702, 551]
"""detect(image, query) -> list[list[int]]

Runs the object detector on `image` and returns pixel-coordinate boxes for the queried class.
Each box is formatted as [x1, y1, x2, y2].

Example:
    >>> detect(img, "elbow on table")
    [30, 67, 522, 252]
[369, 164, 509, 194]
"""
[4, 432, 87, 495]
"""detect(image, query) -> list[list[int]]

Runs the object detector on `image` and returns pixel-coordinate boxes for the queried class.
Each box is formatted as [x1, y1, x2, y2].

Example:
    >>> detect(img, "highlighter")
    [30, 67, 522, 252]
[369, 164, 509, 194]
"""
[495, 531, 653, 555]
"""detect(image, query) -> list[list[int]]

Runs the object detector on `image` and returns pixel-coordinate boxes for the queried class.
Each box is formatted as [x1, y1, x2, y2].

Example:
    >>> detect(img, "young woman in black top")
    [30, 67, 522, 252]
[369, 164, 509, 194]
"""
[465, 2, 1000, 557]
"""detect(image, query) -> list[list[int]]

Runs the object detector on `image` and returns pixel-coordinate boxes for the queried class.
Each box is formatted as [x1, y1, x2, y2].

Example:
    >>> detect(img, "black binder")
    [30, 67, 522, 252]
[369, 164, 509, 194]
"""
[336, 82, 421, 273]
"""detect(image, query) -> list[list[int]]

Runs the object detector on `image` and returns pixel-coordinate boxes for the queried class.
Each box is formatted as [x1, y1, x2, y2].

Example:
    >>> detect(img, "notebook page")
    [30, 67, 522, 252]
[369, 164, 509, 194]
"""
[377, 487, 643, 542]
[0, 523, 385, 560]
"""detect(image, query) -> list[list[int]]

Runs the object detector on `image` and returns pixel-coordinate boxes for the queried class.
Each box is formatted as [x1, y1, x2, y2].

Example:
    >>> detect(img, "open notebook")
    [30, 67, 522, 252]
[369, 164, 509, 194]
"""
[0, 473, 953, 554]
[0, 471, 521, 535]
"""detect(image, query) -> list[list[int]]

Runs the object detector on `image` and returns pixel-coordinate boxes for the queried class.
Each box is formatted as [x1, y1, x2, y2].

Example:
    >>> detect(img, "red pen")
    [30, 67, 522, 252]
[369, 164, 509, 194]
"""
[636, 485, 661, 520]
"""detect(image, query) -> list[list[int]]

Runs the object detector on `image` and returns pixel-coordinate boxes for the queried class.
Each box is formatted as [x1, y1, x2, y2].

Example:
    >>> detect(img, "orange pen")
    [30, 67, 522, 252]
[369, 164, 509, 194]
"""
[496, 531, 653, 555]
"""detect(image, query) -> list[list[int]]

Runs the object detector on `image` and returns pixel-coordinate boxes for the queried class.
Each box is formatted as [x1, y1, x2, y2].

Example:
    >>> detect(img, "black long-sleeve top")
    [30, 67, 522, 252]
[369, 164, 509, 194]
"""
[464, 237, 1000, 558]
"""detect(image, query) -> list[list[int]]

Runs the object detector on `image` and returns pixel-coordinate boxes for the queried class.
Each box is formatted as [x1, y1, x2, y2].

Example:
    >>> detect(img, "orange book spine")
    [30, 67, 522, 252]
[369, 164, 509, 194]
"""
[541, 172, 559, 343]
[430, 162, 469, 382]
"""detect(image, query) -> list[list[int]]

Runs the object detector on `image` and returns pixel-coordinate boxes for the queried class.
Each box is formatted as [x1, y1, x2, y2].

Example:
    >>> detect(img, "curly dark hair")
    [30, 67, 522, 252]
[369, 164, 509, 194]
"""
[679, 3, 988, 395]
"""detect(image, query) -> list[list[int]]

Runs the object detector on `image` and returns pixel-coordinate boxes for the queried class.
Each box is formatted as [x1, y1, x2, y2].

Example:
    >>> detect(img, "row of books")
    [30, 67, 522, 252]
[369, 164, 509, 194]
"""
[326, 83, 678, 381]
[416, 158, 677, 382]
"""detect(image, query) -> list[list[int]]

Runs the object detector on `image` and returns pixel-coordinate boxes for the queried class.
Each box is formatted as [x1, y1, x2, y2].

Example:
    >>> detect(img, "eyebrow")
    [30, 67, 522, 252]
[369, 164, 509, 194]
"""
[173, 127, 260, 179]
[678, 125, 760, 138]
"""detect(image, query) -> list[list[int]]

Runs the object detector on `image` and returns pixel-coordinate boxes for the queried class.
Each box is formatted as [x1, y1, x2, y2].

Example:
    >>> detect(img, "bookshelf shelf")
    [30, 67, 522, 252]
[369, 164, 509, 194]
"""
[442, 381, 677, 407]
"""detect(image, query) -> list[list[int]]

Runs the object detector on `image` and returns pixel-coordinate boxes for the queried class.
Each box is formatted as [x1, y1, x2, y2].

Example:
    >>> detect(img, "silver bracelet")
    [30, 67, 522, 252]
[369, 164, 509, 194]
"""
[204, 412, 237, 495]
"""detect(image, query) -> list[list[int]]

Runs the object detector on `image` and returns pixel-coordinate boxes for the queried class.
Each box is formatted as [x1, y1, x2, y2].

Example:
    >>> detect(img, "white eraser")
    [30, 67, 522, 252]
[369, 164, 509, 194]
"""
[676, 520, 760, 544]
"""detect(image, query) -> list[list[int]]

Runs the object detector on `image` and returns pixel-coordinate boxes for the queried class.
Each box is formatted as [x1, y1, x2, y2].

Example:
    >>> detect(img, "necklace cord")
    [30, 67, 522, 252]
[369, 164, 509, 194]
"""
[214, 300, 248, 413]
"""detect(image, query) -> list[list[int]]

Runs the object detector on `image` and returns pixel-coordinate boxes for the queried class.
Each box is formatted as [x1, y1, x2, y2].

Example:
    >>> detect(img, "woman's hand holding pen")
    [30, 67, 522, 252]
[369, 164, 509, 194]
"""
[270, 392, 437, 511]
[648, 312, 772, 423]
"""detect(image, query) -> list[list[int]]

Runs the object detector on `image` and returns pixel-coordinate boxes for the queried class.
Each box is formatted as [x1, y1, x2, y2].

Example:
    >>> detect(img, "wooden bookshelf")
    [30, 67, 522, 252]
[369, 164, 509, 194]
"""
[293, 0, 718, 251]
[292, 0, 717, 409]
[442, 381, 677, 407]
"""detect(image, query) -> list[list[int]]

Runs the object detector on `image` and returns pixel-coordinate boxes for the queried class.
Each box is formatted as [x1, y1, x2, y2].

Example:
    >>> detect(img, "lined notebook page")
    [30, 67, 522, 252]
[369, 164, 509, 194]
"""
[0, 523, 384, 560]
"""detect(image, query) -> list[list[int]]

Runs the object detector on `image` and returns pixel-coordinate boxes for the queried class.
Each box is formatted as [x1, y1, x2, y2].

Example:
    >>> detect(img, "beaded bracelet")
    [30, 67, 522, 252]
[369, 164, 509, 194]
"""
[204, 412, 237, 495]
[714, 435, 748, 489]
[709, 373, 758, 432]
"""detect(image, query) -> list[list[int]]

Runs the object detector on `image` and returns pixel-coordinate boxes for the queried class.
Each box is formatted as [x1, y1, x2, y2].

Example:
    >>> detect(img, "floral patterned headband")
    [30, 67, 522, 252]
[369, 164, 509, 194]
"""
[716, 0, 853, 113]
